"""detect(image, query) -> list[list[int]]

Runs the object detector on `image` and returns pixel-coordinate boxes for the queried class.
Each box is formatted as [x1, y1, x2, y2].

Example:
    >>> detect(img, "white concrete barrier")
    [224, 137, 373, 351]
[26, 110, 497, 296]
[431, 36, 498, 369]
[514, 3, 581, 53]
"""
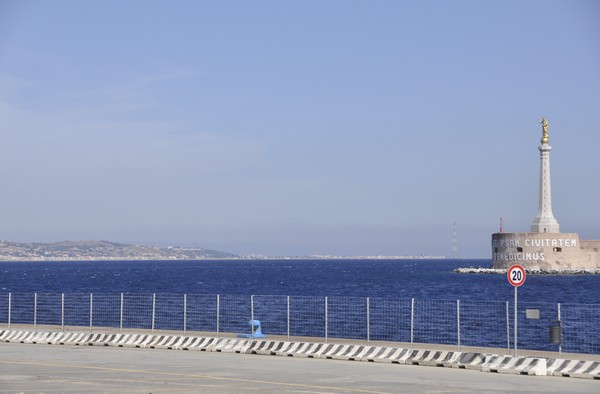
[211, 338, 251, 353]
[85, 333, 109, 345]
[115, 333, 141, 347]
[360, 346, 399, 363]
[3, 330, 599, 379]
[450, 352, 486, 369]
[284, 342, 315, 357]
[548, 359, 600, 379]
[146, 335, 169, 348]
[61, 332, 88, 345]
[185, 336, 216, 351]
[321, 344, 350, 359]
[481, 355, 547, 376]
[5, 330, 29, 342]
[345, 345, 371, 361]
[178, 336, 207, 350]
[247, 340, 290, 355]
[388, 348, 415, 364]
[408, 350, 461, 367]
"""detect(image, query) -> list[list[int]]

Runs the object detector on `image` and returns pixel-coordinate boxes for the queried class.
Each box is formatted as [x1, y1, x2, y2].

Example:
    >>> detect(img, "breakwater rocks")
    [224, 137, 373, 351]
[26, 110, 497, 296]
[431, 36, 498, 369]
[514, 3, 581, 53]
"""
[454, 267, 600, 275]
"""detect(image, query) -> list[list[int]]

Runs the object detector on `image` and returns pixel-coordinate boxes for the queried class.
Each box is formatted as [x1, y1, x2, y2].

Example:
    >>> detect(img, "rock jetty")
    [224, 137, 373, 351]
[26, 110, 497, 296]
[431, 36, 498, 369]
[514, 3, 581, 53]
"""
[454, 267, 600, 275]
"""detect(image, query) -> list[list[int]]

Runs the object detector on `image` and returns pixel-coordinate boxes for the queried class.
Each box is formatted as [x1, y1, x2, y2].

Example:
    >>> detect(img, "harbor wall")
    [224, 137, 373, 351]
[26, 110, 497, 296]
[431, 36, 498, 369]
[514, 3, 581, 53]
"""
[491, 232, 600, 270]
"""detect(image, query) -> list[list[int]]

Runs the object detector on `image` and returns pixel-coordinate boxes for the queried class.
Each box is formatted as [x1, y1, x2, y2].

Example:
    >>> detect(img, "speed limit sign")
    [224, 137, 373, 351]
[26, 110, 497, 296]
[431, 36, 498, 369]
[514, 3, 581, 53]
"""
[507, 264, 526, 287]
[507, 264, 526, 356]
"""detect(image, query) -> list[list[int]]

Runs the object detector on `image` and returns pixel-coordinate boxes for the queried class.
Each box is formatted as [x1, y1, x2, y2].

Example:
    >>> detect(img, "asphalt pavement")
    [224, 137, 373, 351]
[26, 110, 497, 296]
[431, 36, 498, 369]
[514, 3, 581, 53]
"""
[0, 342, 598, 393]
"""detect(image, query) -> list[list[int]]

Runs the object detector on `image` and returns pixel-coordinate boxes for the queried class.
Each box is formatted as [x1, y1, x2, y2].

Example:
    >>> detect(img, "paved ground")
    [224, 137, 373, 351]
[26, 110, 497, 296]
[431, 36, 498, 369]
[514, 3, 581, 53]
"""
[11, 324, 599, 361]
[0, 343, 598, 393]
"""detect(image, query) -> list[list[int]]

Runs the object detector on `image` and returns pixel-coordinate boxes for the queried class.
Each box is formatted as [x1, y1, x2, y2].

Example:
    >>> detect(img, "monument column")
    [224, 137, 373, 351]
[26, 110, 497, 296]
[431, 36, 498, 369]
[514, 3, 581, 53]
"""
[531, 117, 560, 233]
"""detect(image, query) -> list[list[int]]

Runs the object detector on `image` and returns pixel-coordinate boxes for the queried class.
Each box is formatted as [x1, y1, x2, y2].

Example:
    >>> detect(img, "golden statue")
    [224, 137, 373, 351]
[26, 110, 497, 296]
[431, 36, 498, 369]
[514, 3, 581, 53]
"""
[539, 117, 549, 144]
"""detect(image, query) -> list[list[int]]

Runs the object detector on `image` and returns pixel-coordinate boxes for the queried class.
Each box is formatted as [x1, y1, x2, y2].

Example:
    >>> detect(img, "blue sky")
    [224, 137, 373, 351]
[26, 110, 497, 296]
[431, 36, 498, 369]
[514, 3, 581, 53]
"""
[0, 0, 598, 257]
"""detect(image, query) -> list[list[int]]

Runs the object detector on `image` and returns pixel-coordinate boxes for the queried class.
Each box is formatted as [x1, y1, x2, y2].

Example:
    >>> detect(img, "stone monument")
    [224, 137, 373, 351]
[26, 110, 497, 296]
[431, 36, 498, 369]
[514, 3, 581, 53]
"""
[491, 119, 600, 270]
[530, 117, 560, 233]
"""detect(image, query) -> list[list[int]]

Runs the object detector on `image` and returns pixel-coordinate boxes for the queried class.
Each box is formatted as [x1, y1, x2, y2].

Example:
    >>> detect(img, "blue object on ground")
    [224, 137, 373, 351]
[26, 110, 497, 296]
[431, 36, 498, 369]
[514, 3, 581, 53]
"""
[238, 319, 267, 338]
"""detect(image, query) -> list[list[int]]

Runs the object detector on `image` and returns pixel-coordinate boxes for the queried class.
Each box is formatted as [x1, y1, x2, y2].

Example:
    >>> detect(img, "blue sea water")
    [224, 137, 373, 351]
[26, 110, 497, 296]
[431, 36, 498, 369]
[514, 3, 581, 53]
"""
[0, 258, 598, 304]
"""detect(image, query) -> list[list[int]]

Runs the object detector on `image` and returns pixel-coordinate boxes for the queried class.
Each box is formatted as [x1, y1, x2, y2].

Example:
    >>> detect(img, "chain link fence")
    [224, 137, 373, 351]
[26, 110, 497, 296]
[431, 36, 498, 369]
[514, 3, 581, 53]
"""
[0, 292, 598, 355]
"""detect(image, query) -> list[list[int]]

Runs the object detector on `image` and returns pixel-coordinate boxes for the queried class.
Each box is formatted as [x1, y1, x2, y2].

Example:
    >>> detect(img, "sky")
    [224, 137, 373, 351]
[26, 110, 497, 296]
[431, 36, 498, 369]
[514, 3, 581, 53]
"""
[0, 1, 598, 258]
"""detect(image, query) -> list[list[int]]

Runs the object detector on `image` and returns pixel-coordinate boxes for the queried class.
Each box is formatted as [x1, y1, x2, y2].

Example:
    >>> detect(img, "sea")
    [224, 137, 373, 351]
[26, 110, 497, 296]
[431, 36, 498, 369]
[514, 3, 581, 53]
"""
[0, 258, 598, 304]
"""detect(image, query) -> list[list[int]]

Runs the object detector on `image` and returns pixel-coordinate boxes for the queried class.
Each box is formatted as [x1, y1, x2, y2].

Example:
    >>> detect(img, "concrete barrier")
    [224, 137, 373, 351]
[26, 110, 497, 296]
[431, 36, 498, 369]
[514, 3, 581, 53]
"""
[3, 330, 599, 379]
[408, 350, 461, 367]
[246, 340, 291, 355]
[4, 330, 29, 342]
[211, 338, 251, 353]
[450, 352, 486, 369]
[548, 359, 600, 379]
[481, 354, 547, 376]
[322, 344, 350, 359]
[388, 348, 414, 364]
[179, 336, 202, 350]
[60, 332, 88, 345]
[345, 345, 370, 361]
[284, 342, 315, 357]
[360, 346, 398, 362]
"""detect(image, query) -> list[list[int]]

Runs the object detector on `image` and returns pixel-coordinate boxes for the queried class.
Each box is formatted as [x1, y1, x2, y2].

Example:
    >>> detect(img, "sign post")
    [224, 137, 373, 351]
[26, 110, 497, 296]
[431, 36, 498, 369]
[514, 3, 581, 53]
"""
[507, 264, 526, 356]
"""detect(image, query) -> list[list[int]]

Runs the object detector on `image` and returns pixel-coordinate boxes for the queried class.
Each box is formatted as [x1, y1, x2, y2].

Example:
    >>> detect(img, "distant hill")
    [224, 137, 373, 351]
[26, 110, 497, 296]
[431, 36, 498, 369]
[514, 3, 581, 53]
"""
[0, 240, 238, 261]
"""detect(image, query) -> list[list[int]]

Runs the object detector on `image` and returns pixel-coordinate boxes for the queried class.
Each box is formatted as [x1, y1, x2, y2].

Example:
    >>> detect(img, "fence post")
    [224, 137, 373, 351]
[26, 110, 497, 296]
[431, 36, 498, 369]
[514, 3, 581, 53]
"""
[7, 292, 11, 329]
[183, 294, 187, 336]
[506, 301, 510, 353]
[34, 292, 37, 332]
[61, 293, 65, 332]
[89, 293, 93, 333]
[120, 293, 124, 333]
[251, 295, 254, 337]
[410, 298, 414, 350]
[558, 303, 562, 357]
[366, 297, 370, 343]
[287, 296, 290, 341]
[216, 294, 220, 338]
[514, 288, 518, 356]
[457, 299, 461, 351]
[152, 293, 156, 334]
[325, 296, 328, 344]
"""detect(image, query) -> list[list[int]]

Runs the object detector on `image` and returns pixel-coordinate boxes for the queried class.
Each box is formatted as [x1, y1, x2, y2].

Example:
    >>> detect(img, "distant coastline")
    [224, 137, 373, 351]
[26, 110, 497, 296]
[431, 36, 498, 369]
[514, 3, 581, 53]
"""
[0, 240, 448, 262]
[0, 240, 237, 261]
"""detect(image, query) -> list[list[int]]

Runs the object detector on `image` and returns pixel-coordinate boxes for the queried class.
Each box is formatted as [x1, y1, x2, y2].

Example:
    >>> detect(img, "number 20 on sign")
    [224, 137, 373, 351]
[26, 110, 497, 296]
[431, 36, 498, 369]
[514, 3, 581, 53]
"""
[507, 264, 526, 287]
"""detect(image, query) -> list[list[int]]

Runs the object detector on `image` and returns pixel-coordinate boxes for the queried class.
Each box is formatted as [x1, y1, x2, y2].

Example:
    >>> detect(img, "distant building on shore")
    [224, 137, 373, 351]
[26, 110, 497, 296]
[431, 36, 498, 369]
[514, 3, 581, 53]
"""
[491, 119, 600, 270]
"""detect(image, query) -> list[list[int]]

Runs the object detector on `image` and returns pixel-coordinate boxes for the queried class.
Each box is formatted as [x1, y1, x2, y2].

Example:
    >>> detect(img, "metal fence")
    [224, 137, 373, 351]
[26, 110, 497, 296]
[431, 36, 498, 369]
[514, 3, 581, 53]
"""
[0, 292, 598, 355]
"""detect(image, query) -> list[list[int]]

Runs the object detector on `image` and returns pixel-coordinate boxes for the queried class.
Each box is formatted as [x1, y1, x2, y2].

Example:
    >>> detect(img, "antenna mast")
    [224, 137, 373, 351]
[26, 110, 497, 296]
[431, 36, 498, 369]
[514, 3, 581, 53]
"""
[451, 221, 459, 258]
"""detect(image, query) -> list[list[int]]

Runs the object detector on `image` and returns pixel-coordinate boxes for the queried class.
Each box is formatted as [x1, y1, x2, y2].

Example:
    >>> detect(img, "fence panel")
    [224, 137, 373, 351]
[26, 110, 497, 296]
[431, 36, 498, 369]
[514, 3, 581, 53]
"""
[518, 301, 558, 353]
[63, 293, 90, 328]
[0, 293, 7, 324]
[328, 297, 367, 340]
[369, 297, 411, 342]
[155, 293, 184, 331]
[186, 294, 218, 333]
[561, 303, 600, 355]
[122, 293, 153, 330]
[36, 293, 62, 326]
[253, 295, 287, 336]
[220, 295, 251, 335]
[92, 293, 121, 329]
[460, 300, 509, 349]
[413, 299, 457, 345]
[289, 296, 326, 338]
[9, 293, 35, 325]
